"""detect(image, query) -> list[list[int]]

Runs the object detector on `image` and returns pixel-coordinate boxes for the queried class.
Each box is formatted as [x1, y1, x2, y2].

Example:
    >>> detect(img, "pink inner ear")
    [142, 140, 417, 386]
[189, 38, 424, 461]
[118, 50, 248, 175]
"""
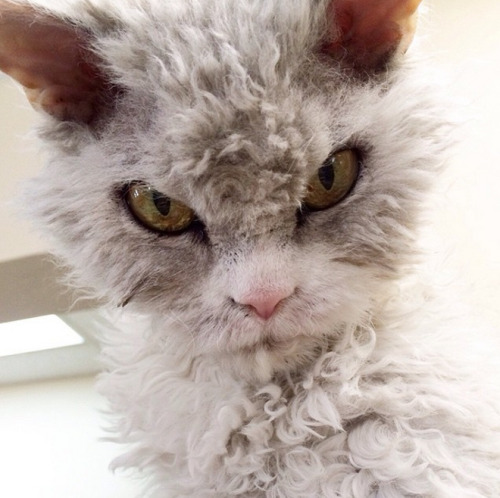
[324, 0, 422, 70]
[0, 1, 107, 122]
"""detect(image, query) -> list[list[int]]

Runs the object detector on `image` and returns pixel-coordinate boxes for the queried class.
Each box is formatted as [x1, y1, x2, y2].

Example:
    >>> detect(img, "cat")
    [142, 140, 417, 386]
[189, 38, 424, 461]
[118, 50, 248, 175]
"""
[1, 0, 500, 496]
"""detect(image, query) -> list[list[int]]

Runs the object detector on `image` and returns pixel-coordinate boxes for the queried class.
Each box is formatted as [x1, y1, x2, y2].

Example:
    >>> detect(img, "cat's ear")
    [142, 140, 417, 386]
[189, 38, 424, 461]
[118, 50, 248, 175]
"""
[323, 0, 423, 70]
[0, 0, 109, 123]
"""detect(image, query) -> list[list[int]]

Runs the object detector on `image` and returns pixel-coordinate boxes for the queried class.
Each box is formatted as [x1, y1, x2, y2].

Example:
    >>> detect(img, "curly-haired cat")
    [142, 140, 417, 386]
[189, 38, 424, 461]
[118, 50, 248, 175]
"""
[1, 0, 500, 496]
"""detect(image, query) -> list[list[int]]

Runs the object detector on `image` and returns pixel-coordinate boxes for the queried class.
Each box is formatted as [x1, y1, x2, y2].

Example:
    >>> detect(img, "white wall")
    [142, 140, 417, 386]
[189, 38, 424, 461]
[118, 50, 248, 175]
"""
[418, 0, 500, 326]
[0, 77, 47, 262]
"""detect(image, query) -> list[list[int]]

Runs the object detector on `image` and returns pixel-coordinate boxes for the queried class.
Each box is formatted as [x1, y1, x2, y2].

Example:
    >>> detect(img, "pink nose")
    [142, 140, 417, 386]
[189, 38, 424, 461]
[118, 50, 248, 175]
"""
[238, 289, 292, 320]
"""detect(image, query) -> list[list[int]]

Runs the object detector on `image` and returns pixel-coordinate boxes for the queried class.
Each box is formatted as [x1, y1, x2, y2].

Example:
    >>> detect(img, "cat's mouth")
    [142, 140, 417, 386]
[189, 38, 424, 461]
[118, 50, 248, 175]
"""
[220, 310, 325, 357]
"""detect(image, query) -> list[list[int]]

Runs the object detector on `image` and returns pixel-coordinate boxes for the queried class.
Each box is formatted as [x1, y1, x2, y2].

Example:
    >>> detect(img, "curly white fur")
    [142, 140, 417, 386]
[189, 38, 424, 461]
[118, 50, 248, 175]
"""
[95, 267, 500, 497]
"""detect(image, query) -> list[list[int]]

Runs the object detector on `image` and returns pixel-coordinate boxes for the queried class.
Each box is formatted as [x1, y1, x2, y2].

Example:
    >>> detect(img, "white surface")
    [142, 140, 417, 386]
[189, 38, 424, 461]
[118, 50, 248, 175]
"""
[0, 309, 106, 385]
[0, 376, 145, 498]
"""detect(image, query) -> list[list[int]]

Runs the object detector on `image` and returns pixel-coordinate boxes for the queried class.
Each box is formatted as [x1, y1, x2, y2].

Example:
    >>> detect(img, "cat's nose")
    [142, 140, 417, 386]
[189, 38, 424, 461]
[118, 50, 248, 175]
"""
[237, 289, 292, 320]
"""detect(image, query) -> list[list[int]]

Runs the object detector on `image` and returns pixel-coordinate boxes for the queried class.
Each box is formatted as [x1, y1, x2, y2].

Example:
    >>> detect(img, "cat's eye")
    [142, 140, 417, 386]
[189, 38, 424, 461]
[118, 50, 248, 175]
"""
[304, 149, 360, 210]
[125, 182, 195, 233]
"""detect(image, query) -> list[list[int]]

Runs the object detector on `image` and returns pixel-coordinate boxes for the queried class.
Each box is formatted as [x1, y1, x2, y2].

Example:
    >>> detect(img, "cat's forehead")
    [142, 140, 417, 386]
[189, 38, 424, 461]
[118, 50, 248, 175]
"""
[103, 0, 331, 143]
[116, 86, 348, 234]
[101, 0, 349, 178]
[154, 86, 329, 176]
[142, 100, 320, 233]
[133, 84, 337, 228]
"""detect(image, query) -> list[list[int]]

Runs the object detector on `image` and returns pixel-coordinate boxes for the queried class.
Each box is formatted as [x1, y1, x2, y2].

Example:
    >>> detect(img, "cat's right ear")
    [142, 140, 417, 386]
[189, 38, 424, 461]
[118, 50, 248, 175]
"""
[323, 0, 423, 71]
[0, 0, 109, 123]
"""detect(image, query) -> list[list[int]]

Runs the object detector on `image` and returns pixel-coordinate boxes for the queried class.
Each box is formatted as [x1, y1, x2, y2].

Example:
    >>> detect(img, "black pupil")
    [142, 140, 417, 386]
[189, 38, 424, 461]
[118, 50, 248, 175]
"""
[318, 162, 335, 190]
[153, 192, 171, 216]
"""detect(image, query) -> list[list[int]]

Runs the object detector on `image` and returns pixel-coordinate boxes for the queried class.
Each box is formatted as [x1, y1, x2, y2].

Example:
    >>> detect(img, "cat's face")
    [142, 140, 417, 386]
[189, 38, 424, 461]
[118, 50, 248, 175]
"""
[1, 0, 445, 366]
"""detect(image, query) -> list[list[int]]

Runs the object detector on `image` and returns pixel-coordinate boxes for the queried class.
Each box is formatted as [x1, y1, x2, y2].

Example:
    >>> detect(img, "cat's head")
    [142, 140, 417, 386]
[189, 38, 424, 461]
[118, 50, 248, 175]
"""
[1, 0, 446, 371]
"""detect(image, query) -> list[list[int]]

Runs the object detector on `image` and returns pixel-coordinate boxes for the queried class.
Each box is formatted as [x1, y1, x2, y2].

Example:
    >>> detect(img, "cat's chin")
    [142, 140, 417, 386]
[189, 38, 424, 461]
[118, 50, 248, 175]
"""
[212, 334, 332, 384]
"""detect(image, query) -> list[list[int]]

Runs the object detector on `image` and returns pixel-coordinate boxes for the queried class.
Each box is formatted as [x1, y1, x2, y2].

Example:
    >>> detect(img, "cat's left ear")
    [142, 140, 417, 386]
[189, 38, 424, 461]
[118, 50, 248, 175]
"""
[323, 0, 423, 70]
[0, 1, 109, 123]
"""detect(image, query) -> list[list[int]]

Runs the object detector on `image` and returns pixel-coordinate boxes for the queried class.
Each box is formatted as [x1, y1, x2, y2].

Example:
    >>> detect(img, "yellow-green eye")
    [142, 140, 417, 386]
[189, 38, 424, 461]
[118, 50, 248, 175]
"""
[304, 149, 360, 210]
[125, 182, 195, 233]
